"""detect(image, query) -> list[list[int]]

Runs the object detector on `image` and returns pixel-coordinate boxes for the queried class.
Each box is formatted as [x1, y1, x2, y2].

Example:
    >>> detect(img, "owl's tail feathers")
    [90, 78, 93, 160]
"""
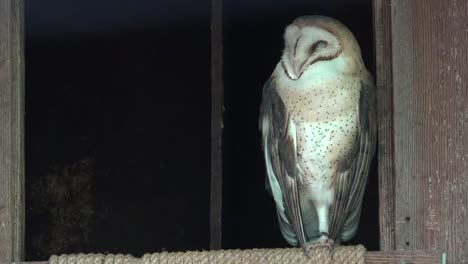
[340, 205, 362, 242]
[276, 208, 298, 246]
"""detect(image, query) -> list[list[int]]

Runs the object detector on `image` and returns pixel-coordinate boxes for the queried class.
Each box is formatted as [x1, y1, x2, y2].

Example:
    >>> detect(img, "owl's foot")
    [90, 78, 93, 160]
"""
[302, 235, 335, 258]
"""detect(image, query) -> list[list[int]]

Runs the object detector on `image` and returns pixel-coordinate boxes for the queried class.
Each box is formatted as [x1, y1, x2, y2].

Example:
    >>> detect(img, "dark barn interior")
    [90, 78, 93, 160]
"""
[25, 0, 378, 261]
[25, 0, 211, 260]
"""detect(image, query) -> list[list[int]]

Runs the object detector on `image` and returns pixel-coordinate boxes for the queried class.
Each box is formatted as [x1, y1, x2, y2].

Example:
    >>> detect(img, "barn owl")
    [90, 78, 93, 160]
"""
[259, 16, 376, 255]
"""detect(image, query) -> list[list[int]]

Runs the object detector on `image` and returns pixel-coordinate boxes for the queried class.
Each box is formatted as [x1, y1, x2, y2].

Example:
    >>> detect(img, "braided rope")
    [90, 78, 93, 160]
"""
[49, 245, 366, 264]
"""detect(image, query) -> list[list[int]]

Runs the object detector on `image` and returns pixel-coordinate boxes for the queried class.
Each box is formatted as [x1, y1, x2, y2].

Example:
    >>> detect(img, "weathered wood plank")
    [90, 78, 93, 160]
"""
[16, 251, 441, 264]
[413, 0, 468, 262]
[366, 251, 441, 263]
[373, 0, 396, 251]
[391, 0, 468, 263]
[0, 0, 25, 262]
[391, 0, 418, 251]
[210, 0, 223, 250]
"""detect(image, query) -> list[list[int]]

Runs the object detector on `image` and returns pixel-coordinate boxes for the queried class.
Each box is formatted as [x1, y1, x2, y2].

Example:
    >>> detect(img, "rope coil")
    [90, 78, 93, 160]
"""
[49, 245, 366, 264]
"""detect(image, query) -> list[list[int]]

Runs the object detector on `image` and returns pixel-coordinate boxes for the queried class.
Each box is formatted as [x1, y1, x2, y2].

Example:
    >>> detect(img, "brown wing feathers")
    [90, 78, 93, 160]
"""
[261, 77, 308, 246]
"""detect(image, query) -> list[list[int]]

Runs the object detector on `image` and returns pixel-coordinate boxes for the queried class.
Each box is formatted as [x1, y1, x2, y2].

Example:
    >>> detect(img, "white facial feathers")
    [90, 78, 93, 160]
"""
[282, 25, 341, 80]
[280, 16, 364, 80]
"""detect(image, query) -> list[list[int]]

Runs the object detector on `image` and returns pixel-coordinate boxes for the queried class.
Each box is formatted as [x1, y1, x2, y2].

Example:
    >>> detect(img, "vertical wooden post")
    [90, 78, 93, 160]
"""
[373, 0, 396, 251]
[390, 0, 468, 262]
[210, 0, 223, 250]
[0, 0, 25, 262]
[391, 0, 418, 252]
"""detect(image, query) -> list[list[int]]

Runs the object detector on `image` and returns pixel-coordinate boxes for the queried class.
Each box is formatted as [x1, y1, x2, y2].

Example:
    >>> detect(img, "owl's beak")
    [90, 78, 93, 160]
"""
[288, 70, 299, 80]
[292, 60, 307, 80]
[281, 57, 306, 80]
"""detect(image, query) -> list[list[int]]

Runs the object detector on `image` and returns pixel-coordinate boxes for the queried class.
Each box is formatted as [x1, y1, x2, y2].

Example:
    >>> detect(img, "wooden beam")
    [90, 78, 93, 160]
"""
[391, 0, 418, 252]
[17, 251, 442, 264]
[366, 251, 441, 263]
[373, 0, 396, 251]
[210, 0, 223, 250]
[0, 0, 25, 262]
[391, 0, 468, 262]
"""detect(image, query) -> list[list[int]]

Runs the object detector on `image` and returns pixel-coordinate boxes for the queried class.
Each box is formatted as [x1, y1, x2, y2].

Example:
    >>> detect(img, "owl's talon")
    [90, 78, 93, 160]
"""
[329, 242, 335, 259]
[322, 237, 335, 257]
[301, 236, 335, 258]
[302, 245, 312, 259]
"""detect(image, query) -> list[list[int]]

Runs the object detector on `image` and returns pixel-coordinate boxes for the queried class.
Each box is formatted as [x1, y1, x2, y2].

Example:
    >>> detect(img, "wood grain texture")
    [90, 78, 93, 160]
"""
[0, 0, 25, 262]
[373, 0, 396, 251]
[210, 0, 223, 250]
[366, 251, 441, 264]
[413, 0, 468, 262]
[391, 0, 468, 263]
[391, 0, 418, 252]
[17, 251, 441, 264]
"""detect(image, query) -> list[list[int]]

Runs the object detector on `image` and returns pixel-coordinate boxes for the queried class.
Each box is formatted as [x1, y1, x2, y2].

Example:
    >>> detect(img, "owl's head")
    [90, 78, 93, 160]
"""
[281, 15, 365, 80]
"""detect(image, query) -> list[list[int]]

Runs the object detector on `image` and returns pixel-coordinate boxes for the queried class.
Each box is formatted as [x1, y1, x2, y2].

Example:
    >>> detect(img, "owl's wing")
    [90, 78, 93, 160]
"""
[328, 75, 377, 241]
[259, 77, 307, 247]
